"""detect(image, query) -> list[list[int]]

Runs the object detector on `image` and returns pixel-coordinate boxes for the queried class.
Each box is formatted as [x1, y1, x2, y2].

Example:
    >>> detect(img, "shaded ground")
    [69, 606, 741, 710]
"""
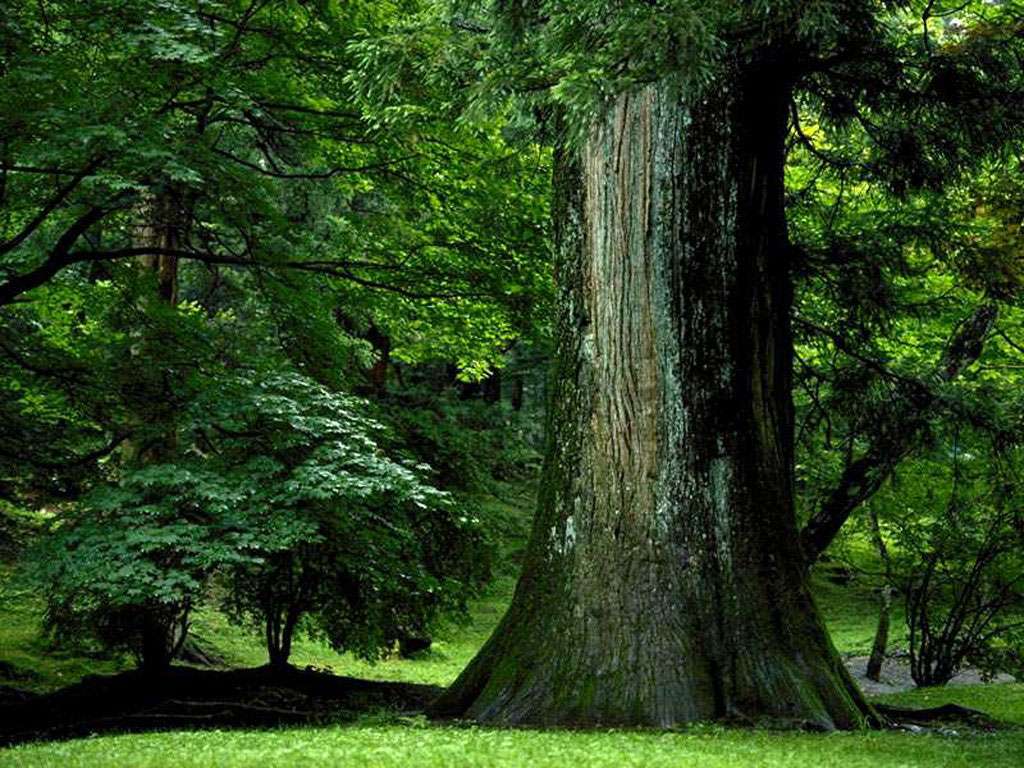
[3, 690, 1023, 768]
[0, 665, 440, 746]
[1, 662, 1015, 747]
[845, 654, 1017, 696]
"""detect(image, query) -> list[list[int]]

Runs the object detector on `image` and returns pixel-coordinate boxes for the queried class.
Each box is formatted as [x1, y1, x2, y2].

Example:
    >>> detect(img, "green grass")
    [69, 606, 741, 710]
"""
[3, 484, 1023, 766]
[2, 687, 1022, 768]
[0, 569, 126, 692]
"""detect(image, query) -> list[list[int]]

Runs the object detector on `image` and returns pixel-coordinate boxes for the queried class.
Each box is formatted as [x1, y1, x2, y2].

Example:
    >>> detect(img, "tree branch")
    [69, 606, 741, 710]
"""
[0, 243, 487, 305]
[799, 303, 999, 564]
[0, 157, 104, 257]
[0, 206, 111, 306]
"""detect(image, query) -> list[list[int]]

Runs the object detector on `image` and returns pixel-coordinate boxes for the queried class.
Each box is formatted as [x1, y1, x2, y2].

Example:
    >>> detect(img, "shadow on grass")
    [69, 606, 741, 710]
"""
[0, 664, 442, 746]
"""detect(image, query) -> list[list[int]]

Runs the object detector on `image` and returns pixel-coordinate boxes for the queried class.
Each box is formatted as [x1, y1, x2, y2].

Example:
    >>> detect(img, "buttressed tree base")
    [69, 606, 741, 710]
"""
[435, 68, 871, 730]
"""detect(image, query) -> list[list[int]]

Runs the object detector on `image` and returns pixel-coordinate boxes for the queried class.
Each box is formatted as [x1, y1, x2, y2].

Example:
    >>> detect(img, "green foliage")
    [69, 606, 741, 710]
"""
[2, 0, 1024, 740]
[0, 502, 45, 561]
[28, 462, 257, 662]
[383, 389, 543, 493]
[207, 373, 492, 664]
[874, 438, 1024, 685]
[26, 371, 490, 667]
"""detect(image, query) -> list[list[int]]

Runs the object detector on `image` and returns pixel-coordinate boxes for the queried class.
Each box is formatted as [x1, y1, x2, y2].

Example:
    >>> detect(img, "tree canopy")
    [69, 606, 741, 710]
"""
[1, 0, 1023, 743]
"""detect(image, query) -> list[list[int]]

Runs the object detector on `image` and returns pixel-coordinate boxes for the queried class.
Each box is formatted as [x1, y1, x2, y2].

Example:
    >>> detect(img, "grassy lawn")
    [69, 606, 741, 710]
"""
[2, 485, 1021, 766]
[1, 688, 1022, 768]
[2, 574, 1021, 768]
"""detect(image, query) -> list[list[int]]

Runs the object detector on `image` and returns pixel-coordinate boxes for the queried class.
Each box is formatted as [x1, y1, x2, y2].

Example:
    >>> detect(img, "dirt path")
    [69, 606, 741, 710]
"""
[844, 655, 1017, 696]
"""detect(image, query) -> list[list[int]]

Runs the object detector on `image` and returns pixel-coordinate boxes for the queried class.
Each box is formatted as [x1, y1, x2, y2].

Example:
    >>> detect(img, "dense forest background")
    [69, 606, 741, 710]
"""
[1, 0, 1024, 763]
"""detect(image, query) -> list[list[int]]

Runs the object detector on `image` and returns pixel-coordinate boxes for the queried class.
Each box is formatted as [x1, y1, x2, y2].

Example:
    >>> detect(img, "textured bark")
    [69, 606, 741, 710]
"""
[137, 191, 183, 306]
[434, 71, 871, 729]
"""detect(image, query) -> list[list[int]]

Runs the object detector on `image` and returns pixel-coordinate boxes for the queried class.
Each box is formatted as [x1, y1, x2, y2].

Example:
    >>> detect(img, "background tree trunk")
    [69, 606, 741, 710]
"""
[866, 506, 894, 682]
[124, 188, 188, 672]
[434, 69, 871, 729]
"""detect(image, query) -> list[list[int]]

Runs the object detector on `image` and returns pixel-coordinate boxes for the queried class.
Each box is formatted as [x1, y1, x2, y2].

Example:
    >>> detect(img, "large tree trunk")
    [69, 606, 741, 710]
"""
[433, 70, 871, 729]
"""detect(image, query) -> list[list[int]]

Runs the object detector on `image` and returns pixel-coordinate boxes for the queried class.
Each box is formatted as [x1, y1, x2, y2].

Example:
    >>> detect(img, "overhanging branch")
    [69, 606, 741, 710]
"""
[798, 302, 999, 564]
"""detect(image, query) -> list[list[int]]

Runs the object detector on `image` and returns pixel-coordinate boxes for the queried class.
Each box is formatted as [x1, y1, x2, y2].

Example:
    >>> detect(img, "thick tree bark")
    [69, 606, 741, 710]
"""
[434, 70, 871, 729]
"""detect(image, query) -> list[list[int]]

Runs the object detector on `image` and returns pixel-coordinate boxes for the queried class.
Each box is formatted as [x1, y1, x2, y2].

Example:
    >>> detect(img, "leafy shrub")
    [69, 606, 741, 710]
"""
[890, 482, 1024, 686]
[29, 464, 261, 670]
[28, 372, 490, 671]
[206, 373, 491, 666]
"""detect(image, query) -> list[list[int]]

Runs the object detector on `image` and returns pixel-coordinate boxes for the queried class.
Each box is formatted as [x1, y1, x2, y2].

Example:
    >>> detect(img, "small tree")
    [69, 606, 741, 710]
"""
[901, 499, 1024, 686]
[882, 445, 1024, 687]
[30, 464, 257, 673]
[197, 372, 491, 668]
[29, 371, 490, 673]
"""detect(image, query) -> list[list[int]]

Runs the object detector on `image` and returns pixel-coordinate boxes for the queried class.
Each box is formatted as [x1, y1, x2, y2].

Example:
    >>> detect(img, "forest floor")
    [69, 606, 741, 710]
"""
[1, 483, 1022, 765]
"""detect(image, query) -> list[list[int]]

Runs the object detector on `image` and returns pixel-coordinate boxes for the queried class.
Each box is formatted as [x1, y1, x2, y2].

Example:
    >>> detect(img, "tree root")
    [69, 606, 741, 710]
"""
[874, 703, 1001, 731]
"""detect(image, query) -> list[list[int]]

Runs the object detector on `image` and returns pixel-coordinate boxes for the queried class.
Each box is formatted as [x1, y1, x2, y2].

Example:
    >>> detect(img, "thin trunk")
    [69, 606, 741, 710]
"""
[482, 369, 502, 404]
[122, 190, 183, 466]
[867, 590, 892, 682]
[434, 69, 871, 729]
[140, 603, 188, 675]
[866, 506, 893, 682]
[510, 375, 524, 411]
[366, 324, 391, 396]
[125, 189, 187, 671]
[267, 610, 292, 668]
[279, 605, 300, 667]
